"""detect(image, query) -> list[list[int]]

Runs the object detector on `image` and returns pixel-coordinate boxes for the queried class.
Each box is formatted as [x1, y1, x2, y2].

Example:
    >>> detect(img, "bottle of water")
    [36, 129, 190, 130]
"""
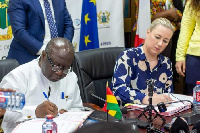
[193, 81, 200, 113]
[42, 115, 57, 133]
[0, 92, 25, 110]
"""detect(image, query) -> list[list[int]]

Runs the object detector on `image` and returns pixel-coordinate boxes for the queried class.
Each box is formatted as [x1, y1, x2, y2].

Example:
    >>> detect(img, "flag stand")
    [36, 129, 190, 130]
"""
[103, 81, 122, 121]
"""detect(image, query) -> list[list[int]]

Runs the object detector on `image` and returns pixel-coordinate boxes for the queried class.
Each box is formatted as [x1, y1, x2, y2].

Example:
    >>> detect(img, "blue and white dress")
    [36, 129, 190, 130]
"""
[112, 45, 173, 104]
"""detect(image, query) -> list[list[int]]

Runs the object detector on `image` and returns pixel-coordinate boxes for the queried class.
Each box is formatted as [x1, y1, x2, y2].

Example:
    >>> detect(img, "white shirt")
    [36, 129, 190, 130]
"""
[37, 0, 56, 55]
[0, 59, 83, 133]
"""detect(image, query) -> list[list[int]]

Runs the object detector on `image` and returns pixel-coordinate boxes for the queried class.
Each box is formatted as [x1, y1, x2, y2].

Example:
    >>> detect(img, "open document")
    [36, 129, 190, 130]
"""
[12, 111, 93, 133]
[125, 94, 193, 116]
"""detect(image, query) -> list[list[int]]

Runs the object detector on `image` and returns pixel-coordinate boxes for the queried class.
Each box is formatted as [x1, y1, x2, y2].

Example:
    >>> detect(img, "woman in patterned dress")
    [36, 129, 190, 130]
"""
[113, 18, 174, 105]
[133, 0, 183, 93]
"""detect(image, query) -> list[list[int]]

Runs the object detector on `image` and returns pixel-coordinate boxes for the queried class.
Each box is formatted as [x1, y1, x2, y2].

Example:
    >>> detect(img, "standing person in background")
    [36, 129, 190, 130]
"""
[176, 0, 200, 95]
[170, 0, 185, 91]
[133, 0, 182, 56]
[7, 0, 74, 65]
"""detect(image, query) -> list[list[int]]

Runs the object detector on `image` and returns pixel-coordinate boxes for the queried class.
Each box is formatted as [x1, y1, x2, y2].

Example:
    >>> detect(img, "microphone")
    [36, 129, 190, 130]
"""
[88, 91, 106, 102]
[169, 116, 189, 133]
[145, 79, 156, 98]
[88, 91, 128, 114]
[190, 120, 200, 133]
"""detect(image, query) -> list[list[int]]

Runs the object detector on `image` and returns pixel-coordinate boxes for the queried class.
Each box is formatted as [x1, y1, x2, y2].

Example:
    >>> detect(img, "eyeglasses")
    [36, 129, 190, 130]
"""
[45, 51, 72, 75]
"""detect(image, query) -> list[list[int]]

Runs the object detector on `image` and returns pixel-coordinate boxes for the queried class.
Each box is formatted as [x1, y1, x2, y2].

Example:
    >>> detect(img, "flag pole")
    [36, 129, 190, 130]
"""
[106, 81, 108, 122]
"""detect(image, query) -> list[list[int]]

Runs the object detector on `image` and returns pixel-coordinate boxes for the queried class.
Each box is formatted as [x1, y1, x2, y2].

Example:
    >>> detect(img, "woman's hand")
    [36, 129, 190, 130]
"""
[142, 93, 172, 105]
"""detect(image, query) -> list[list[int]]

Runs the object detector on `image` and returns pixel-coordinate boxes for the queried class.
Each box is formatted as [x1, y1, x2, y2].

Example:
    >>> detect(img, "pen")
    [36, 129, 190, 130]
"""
[61, 92, 64, 99]
[61, 92, 68, 100]
[168, 87, 171, 97]
[43, 92, 49, 101]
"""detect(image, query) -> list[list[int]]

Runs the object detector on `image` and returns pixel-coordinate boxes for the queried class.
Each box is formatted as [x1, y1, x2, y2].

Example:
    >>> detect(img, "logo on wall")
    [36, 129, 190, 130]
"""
[0, 0, 12, 41]
[97, 11, 110, 25]
[74, 18, 81, 30]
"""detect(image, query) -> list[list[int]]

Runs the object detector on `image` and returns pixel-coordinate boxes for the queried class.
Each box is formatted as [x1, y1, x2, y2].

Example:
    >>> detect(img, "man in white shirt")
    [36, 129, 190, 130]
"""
[0, 37, 83, 133]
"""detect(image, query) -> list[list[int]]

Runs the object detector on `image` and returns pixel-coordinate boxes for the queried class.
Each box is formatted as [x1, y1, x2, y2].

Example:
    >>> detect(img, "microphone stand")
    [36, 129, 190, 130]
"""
[137, 79, 166, 124]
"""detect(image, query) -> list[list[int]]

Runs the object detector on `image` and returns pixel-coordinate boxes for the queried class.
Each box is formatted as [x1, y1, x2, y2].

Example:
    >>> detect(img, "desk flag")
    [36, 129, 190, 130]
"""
[79, 0, 99, 51]
[102, 83, 122, 120]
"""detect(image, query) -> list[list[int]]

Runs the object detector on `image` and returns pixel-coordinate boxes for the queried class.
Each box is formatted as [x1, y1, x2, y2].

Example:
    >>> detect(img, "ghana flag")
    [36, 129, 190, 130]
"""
[102, 86, 122, 120]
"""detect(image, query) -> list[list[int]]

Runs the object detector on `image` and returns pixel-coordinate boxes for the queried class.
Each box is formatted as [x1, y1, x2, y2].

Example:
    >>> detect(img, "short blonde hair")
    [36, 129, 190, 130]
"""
[150, 18, 175, 33]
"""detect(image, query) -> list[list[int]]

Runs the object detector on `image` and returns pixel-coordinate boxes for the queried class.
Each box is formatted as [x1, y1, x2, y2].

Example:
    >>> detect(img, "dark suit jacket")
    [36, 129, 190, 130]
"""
[7, 0, 74, 64]
[173, 0, 184, 13]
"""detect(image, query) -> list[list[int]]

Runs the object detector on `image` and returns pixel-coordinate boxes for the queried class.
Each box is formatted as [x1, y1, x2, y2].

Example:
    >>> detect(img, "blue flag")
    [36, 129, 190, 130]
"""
[79, 0, 99, 51]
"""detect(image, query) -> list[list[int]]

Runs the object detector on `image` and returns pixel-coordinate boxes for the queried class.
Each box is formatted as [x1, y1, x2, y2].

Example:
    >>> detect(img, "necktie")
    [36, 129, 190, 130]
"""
[43, 0, 58, 38]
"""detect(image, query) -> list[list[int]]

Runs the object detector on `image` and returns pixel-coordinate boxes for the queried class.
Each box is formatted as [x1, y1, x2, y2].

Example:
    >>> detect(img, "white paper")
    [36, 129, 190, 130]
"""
[126, 94, 193, 116]
[12, 111, 93, 133]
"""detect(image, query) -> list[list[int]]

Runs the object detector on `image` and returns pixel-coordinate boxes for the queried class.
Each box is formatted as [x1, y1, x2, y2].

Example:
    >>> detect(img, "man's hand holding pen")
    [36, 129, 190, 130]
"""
[38, 91, 68, 118]
[36, 91, 58, 118]
[35, 101, 58, 118]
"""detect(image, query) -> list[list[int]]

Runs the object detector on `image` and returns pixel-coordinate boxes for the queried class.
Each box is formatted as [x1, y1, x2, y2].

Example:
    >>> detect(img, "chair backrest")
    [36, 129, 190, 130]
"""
[0, 59, 19, 82]
[72, 47, 125, 107]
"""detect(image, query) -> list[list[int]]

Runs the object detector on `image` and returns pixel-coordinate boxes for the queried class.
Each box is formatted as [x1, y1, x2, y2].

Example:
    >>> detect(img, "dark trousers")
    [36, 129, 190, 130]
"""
[186, 55, 200, 95]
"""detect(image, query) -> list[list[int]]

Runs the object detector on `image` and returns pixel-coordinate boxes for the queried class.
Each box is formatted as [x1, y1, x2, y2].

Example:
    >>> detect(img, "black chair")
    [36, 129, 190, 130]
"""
[72, 47, 125, 107]
[0, 59, 19, 82]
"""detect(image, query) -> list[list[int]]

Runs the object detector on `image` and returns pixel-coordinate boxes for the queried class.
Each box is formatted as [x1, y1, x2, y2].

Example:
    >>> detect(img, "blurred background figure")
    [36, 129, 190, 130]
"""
[133, 0, 184, 92]
[7, 0, 74, 65]
[176, 0, 200, 95]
